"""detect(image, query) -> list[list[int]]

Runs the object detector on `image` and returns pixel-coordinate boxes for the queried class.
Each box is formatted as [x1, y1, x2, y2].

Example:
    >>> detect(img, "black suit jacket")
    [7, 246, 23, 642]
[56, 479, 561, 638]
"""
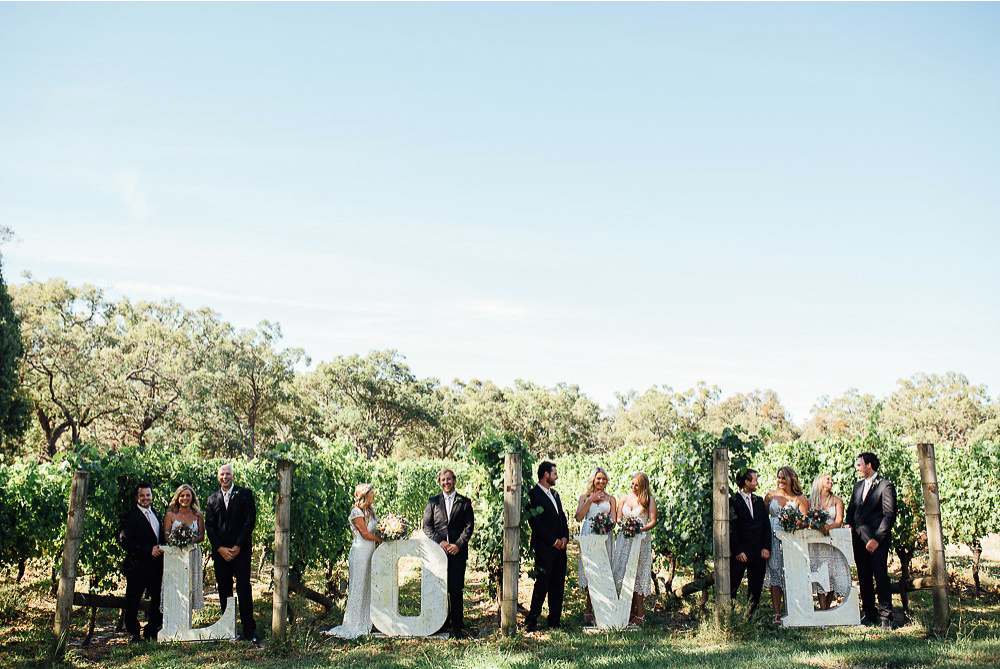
[205, 485, 257, 556]
[729, 492, 772, 559]
[120, 506, 164, 574]
[422, 493, 475, 555]
[527, 484, 569, 552]
[846, 475, 897, 547]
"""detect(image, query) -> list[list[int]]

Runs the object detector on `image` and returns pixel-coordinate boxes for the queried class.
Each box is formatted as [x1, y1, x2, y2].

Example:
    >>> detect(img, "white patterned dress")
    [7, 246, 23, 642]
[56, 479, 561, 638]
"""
[324, 507, 378, 638]
[764, 499, 799, 590]
[808, 505, 851, 596]
[160, 519, 204, 612]
[578, 499, 614, 590]
[612, 502, 652, 596]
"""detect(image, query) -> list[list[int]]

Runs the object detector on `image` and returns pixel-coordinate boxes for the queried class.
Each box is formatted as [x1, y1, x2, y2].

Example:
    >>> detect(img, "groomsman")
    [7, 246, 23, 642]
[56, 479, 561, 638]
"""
[526, 461, 569, 632]
[206, 464, 258, 642]
[729, 469, 772, 614]
[119, 482, 164, 642]
[422, 468, 475, 637]
[846, 452, 897, 629]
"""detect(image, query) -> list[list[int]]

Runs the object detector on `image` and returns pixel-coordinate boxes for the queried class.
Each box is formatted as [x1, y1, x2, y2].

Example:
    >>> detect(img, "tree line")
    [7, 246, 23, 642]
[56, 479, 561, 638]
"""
[2, 275, 998, 462]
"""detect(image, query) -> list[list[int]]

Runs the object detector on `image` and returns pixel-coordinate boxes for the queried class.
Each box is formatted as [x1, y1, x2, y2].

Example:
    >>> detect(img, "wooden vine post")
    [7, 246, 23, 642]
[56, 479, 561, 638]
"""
[501, 451, 521, 634]
[271, 459, 294, 639]
[916, 443, 949, 635]
[53, 470, 90, 655]
[712, 447, 731, 628]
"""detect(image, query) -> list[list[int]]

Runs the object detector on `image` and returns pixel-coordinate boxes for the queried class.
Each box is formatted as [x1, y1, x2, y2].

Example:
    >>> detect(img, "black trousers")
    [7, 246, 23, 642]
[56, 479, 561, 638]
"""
[213, 550, 256, 639]
[124, 564, 162, 640]
[730, 556, 766, 610]
[853, 537, 892, 622]
[446, 553, 467, 631]
[527, 545, 567, 626]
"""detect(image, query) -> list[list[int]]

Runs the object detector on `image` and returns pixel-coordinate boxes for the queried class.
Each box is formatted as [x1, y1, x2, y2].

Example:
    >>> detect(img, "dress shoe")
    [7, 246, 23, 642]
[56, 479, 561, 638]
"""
[525, 620, 537, 632]
[860, 615, 878, 627]
[451, 627, 471, 639]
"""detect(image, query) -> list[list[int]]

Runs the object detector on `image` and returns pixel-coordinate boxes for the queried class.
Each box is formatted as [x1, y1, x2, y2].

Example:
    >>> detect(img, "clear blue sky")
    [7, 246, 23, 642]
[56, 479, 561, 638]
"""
[2, 3, 998, 422]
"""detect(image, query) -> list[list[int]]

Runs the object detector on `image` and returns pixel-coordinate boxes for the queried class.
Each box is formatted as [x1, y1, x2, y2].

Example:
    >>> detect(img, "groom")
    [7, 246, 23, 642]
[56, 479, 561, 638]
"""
[846, 451, 897, 629]
[525, 461, 569, 632]
[119, 482, 163, 642]
[729, 469, 771, 614]
[206, 463, 258, 642]
[422, 468, 475, 637]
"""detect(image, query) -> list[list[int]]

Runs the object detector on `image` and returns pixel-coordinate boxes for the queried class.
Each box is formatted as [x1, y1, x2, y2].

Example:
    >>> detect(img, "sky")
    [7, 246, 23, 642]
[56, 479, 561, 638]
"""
[1, 3, 998, 423]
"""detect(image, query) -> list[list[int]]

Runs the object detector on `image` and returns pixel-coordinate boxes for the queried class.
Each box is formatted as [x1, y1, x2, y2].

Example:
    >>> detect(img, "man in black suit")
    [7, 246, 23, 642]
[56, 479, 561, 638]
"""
[525, 461, 569, 632]
[845, 451, 897, 629]
[119, 482, 164, 642]
[729, 469, 772, 614]
[205, 463, 257, 641]
[422, 468, 475, 637]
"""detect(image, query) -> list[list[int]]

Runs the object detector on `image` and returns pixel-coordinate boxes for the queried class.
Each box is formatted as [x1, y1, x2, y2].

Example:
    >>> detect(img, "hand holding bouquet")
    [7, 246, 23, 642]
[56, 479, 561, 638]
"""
[590, 512, 615, 535]
[376, 514, 411, 542]
[805, 508, 831, 532]
[167, 523, 197, 547]
[619, 517, 644, 539]
[776, 506, 808, 532]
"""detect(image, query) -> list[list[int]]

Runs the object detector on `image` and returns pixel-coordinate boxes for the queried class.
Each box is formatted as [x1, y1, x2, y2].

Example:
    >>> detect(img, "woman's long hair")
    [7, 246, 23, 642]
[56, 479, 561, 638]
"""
[168, 484, 201, 515]
[631, 472, 651, 513]
[777, 466, 803, 497]
[353, 483, 374, 516]
[810, 475, 836, 510]
[585, 467, 610, 495]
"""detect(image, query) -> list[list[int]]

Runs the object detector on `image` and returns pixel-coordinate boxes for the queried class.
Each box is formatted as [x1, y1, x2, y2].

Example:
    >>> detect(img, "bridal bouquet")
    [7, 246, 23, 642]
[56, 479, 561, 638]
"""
[619, 517, 644, 539]
[167, 523, 197, 547]
[590, 512, 615, 535]
[377, 514, 411, 542]
[776, 506, 808, 532]
[805, 508, 831, 531]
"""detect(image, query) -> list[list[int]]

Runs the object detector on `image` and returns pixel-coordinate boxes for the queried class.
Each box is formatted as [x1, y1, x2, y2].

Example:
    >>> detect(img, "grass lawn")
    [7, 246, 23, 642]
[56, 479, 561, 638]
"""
[3, 550, 1000, 668]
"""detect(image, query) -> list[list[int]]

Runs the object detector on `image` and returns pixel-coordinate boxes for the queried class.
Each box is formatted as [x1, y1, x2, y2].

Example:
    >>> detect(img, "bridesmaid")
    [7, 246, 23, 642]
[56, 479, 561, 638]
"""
[612, 472, 657, 626]
[808, 474, 848, 610]
[763, 467, 809, 624]
[574, 467, 617, 625]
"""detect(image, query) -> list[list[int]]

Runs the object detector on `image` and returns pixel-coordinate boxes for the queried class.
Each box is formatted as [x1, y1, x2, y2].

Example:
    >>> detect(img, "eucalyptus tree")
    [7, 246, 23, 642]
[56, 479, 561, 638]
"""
[883, 372, 991, 447]
[313, 349, 440, 460]
[0, 261, 29, 451]
[801, 388, 877, 442]
[12, 278, 120, 457]
[603, 382, 720, 450]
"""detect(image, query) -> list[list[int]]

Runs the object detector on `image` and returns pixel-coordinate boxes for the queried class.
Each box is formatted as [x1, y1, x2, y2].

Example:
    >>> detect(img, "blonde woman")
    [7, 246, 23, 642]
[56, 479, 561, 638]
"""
[808, 474, 849, 610]
[763, 467, 810, 624]
[325, 483, 381, 638]
[574, 467, 617, 625]
[612, 472, 657, 626]
[162, 484, 206, 612]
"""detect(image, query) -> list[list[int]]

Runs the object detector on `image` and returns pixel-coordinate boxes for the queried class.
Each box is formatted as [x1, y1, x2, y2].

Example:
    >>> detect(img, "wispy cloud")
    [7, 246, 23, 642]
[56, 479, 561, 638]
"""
[117, 171, 149, 221]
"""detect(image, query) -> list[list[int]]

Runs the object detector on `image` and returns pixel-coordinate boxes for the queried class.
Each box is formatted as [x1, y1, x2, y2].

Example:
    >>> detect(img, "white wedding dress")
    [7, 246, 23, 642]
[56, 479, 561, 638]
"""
[160, 519, 204, 612]
[612, 501, 652, 596]
[324, 507, 378, 638]
[578, 499, 613, 590]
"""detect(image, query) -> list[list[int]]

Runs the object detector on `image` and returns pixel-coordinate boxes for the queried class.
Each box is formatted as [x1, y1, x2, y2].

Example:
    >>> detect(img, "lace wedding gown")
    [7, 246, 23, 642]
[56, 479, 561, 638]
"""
[611, 501, 652, 596]
[578, 499, 613, 590]
[324, 507, 378, 638]
[160, 519, 204, 612]
[808, 504, 851, 596]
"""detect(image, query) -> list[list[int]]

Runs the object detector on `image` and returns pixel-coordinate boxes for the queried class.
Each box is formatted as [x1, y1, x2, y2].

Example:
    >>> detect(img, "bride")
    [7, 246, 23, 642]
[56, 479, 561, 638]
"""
[162, 484, 205, 612]
[324, 483, 382, 638]
[574, 467, 617, 625]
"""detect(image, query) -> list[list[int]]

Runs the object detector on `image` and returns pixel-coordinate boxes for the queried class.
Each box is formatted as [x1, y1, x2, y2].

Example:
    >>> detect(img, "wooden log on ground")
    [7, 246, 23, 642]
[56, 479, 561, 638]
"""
[290, 577, 334, 610]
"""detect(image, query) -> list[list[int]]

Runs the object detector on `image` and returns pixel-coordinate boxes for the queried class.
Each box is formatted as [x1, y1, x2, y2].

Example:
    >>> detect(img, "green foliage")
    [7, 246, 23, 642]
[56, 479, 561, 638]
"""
[468, 431, 536, 599]
[938, 439, 1000, 548]
[0, 458, 69, 573]
[0, 260, 29, 451]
